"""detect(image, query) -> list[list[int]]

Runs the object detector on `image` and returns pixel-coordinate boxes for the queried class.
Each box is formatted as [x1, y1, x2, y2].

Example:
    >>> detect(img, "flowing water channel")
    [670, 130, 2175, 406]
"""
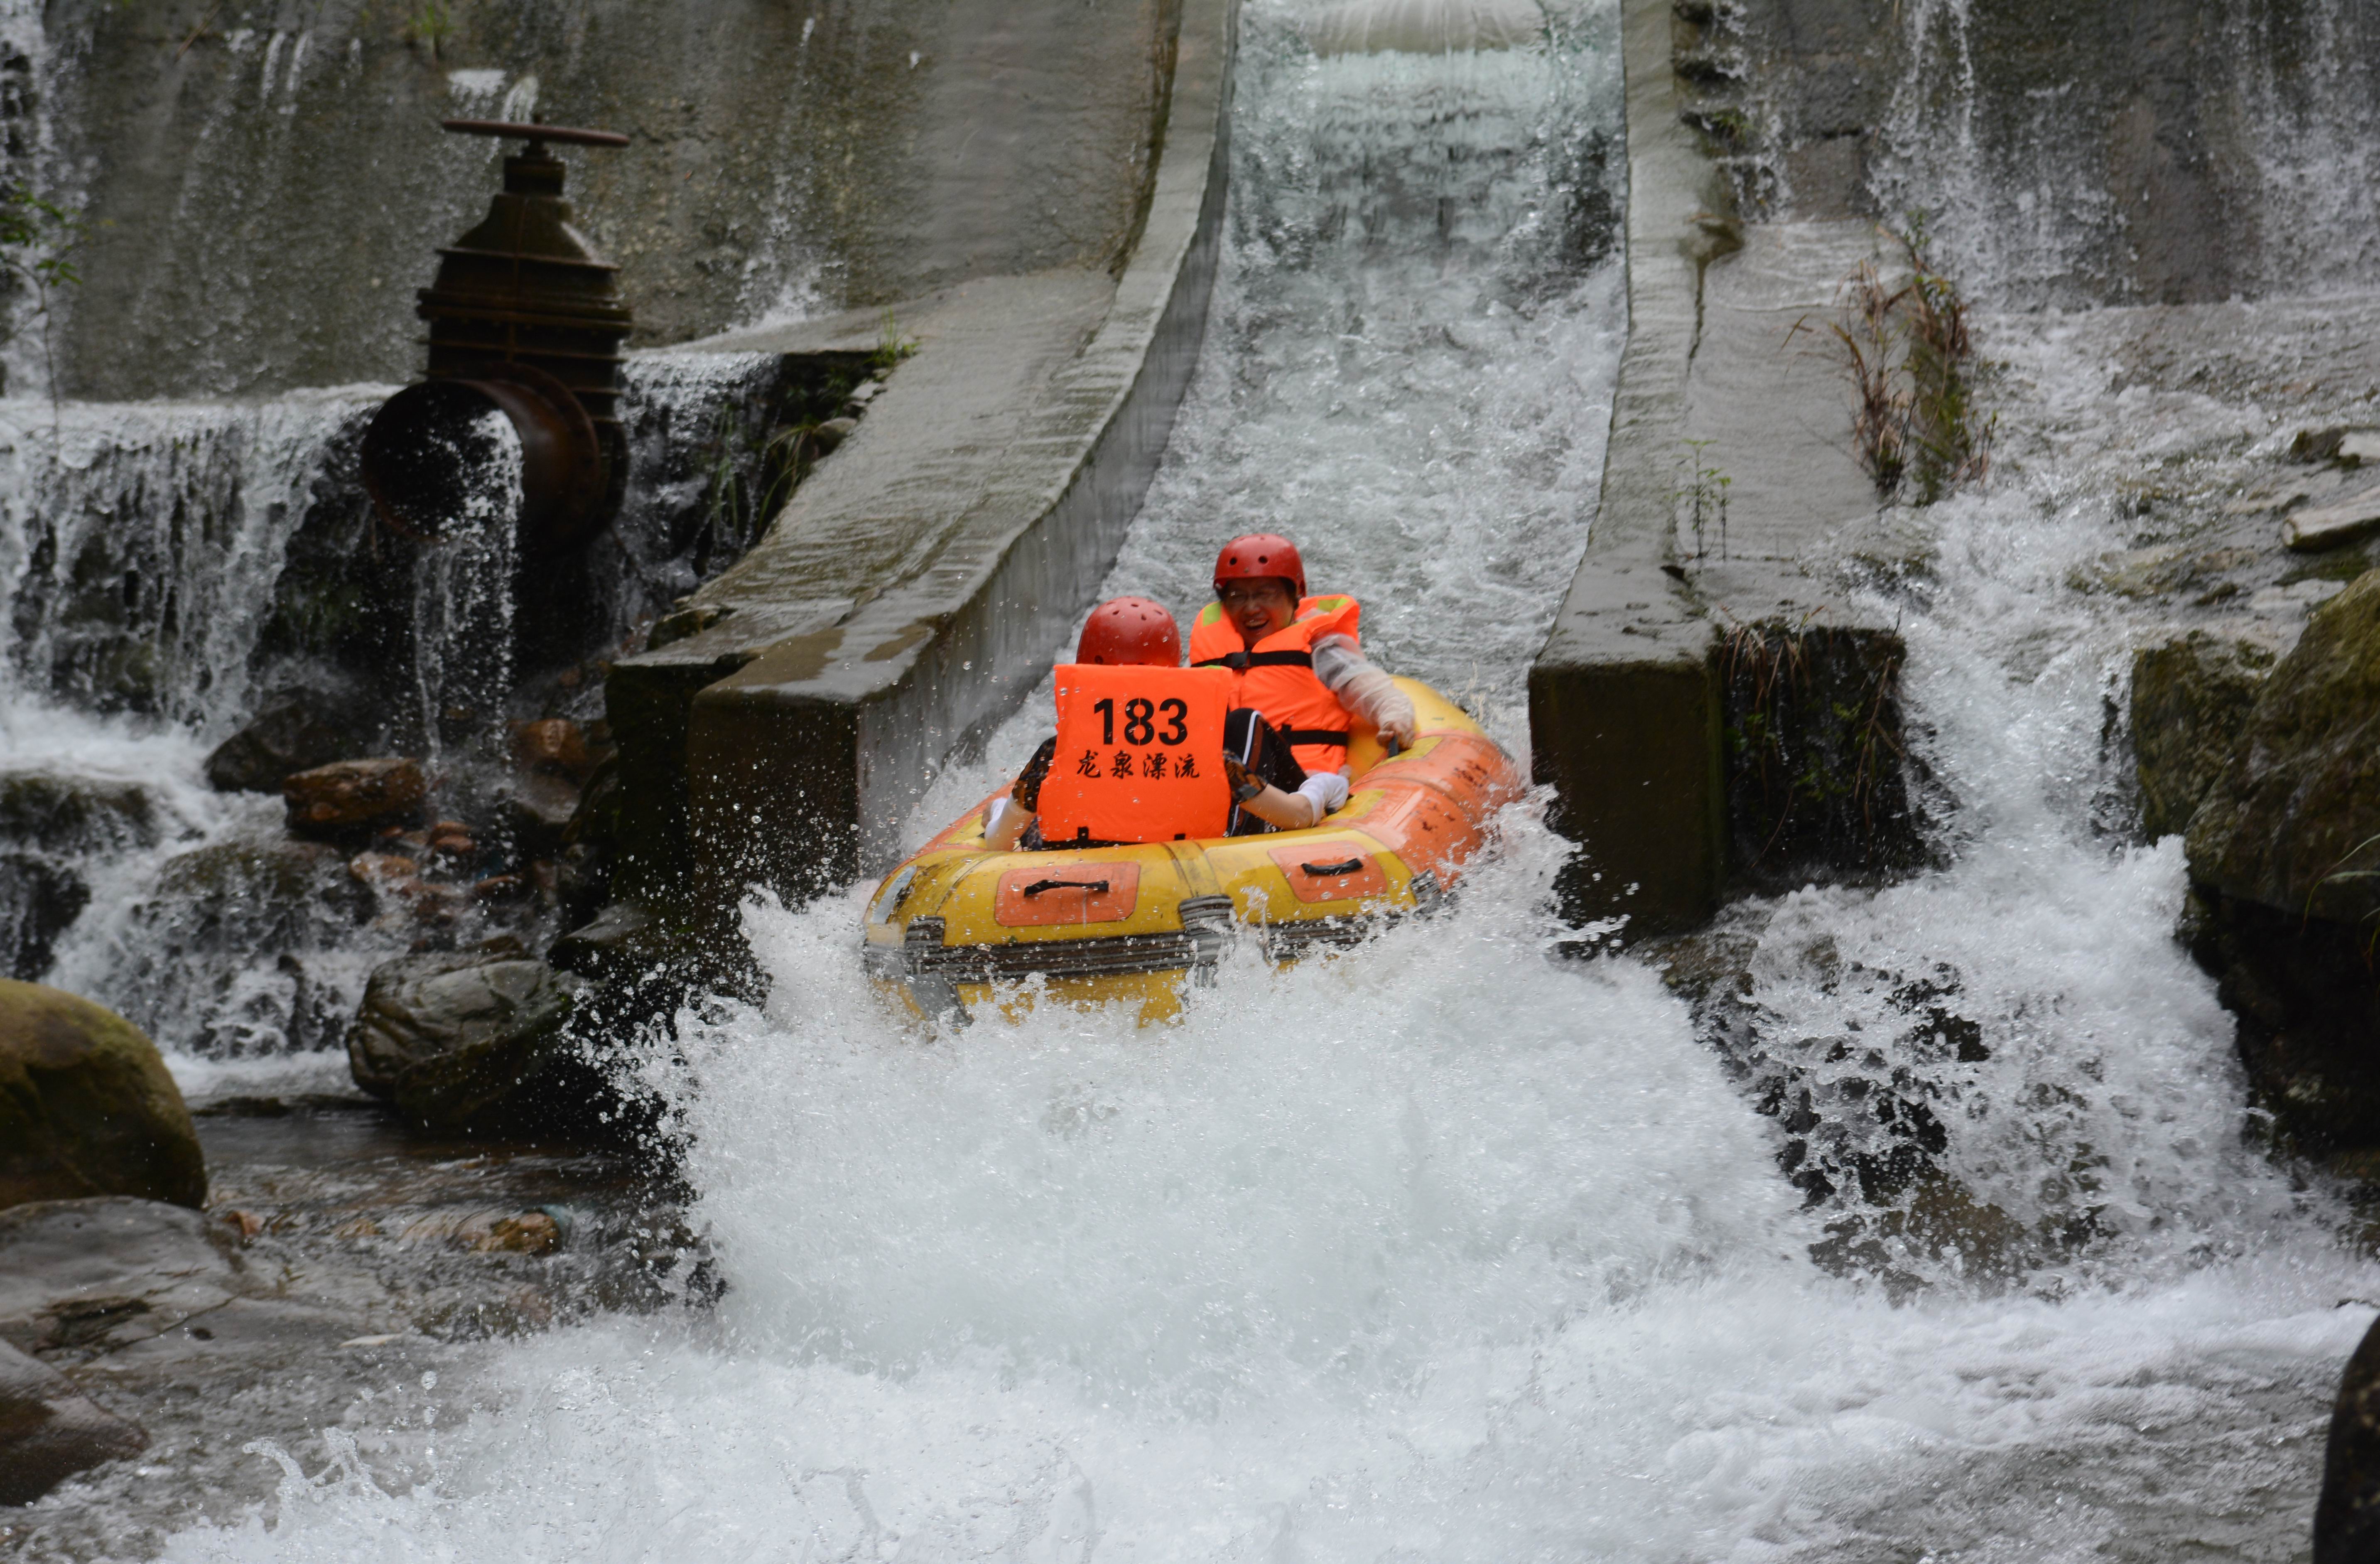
[11, 0, 2380, 1557]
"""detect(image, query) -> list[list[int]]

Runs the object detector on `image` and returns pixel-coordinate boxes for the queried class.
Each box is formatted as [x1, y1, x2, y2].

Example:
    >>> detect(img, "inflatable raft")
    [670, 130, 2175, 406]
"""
[862, 678, 1519, 1023]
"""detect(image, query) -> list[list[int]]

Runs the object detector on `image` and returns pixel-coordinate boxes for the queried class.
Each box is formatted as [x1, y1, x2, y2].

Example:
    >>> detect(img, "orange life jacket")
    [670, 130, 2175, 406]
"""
[1037, 664, 1235, 845]
[1187, 594, 1362, 774]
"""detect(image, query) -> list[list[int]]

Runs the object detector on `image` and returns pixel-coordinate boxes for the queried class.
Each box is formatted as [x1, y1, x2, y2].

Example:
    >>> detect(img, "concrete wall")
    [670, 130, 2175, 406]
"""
[1683, 0, 2380, 305]
[40, 0, 1174, 400]
[604, 0, 1237, 907]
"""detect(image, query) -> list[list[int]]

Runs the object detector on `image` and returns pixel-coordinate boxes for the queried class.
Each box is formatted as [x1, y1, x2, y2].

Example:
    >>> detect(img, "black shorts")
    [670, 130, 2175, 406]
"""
[1014, 708, 1307, 848]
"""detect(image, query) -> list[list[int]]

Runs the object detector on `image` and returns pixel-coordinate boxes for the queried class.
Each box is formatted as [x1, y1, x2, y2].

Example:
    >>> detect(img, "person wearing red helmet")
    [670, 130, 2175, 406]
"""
[984, 597, 1325, 850]
[1186, 533, 1418, 823]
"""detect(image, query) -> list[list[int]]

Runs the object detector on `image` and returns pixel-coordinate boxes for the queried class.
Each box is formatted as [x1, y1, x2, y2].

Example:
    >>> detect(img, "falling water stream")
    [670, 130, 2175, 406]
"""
[6, 0, 2379, 1557]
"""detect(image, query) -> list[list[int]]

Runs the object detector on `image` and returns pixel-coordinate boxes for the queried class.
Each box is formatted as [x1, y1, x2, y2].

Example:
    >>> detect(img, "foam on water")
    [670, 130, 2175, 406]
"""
[146, 840, 2373, 1560]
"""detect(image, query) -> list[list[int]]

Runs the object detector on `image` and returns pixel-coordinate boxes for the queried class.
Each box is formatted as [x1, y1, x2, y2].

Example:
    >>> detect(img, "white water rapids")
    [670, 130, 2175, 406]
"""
[109, 2, 2375, 1561]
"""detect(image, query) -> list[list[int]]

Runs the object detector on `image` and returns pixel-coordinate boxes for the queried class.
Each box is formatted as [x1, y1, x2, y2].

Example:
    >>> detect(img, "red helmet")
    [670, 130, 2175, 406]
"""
[1212, 533, 1306, 601]
[1075, 596, 1181, 666]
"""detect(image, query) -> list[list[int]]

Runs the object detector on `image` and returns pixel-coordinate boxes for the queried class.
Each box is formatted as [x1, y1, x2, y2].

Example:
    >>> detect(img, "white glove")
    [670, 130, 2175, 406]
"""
[1297, 770, 1350, 821]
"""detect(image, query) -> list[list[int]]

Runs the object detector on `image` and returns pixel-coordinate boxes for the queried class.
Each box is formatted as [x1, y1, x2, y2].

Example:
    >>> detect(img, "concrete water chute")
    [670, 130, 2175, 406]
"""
[361, 119, 633, 557]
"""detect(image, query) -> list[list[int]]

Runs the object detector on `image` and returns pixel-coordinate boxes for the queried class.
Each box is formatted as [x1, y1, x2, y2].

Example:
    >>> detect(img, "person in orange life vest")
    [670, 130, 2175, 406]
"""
[983, 597, 1335, 851]
[1186, 533, 1418, 819]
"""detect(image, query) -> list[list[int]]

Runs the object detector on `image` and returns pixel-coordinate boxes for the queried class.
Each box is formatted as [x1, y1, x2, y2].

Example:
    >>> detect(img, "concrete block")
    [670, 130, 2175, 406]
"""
[1530, 0, 1912, 933]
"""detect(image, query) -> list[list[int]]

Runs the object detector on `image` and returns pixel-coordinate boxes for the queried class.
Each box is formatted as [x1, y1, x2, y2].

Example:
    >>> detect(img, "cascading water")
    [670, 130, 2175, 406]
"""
[405, 409, 522, 770]
[1867, 0, 2380, 305]
[7, 0, 2375, 1557]
[0, 348, 795, 1061]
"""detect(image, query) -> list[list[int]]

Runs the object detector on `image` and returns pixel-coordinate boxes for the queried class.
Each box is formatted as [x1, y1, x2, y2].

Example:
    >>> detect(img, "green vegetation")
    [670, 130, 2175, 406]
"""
[872, 307, 918, 374]
[0, 183, 84, 425]
[1719, 619, 1920, 883]
[1792, 215, 1994, 505]
[1674, 438, 1732, 560]
[404, 2, 458, 60]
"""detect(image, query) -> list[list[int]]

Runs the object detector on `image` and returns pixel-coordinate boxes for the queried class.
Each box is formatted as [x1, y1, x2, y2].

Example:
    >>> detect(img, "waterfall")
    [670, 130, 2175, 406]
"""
[4, 0, 2373, 1554]
[0, 351, 795, 1053]
[1868, 0, 2380, 305]
[404, 408, 522, 770]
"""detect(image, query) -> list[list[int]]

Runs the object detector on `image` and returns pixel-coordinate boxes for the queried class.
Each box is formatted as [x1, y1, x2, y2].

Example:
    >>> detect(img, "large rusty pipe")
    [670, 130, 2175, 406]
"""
[361, 364, 607, 554]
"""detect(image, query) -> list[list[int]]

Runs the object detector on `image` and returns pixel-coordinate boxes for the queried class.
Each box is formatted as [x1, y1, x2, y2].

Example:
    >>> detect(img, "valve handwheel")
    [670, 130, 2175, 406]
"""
[439, 118, 630, 148]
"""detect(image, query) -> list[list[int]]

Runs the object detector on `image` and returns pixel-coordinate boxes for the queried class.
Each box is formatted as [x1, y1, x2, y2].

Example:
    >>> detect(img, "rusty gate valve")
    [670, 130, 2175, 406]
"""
[362, 117, 635, 557]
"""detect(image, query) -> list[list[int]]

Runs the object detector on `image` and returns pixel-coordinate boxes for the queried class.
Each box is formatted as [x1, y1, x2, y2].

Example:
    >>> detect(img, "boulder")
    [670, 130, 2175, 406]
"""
[282, 758, 427, 838]
[2181, 570, 2380, 1153]
[0, 773, 163, 980]
[2319, 1310, 2380, 1562]
[204, 688, 370, 794]
[2130, 631, 2279, 840]
[0, 1338, 146, 1503]
[2288, 492, 2380, 553]
[0, 855, 88, 983]
[0, 982, 206, 1213]
[2187, 888, 2380, 1153]
[0, 773, 158, 854]
[2187, 570, 2380, 923]
[509, 718, 594, 781]
[507, 770, 582, 859]
[152, 839, 377, 948]
[345, 948, 592, 1134]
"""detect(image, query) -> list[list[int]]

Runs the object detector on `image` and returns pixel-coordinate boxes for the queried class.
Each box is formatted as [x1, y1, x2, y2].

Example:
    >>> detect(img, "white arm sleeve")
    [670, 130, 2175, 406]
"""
[1311, 634, 1416, 736]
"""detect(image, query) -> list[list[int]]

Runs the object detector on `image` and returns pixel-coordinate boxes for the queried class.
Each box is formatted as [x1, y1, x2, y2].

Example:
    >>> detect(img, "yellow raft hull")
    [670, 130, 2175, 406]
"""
[861, 679, 1520, 1023]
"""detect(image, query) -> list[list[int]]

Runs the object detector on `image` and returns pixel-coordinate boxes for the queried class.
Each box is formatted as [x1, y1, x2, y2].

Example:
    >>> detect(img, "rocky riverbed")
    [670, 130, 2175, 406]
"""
[1, 1054, 709, 1560]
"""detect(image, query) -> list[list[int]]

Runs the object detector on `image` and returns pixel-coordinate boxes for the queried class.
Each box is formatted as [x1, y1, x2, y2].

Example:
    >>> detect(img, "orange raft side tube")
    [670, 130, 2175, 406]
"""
[861, 679, 1521, 1024]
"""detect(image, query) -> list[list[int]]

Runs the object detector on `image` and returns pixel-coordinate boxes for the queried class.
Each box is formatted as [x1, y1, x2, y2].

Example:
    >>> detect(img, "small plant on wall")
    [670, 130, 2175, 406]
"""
[405, 2, 459, 60]
[1675, 438, 1732, 560]
[1791, 214, 1993, 505]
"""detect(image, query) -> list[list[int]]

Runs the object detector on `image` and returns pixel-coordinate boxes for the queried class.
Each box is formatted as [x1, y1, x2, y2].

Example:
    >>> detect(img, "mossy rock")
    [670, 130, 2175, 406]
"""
[149, 838, 375, 951]
[2187, 567, 2380, 921]
[0, 772, 158, 853]
[345, 950, 593, 1136]
[0, 981, 205, 1212]
[2130, 631, 2279, 841]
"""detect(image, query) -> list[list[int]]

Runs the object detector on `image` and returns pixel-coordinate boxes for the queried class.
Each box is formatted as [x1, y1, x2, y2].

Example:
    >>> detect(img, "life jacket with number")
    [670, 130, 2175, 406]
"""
[1187, 594, 1362, 774]
[1037, 664, 1235, 845]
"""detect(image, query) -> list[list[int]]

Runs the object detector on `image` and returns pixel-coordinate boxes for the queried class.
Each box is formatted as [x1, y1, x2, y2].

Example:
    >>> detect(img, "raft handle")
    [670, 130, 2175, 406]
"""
[1299, 858, 1365, 878]
[1021, 878, 1111, 897]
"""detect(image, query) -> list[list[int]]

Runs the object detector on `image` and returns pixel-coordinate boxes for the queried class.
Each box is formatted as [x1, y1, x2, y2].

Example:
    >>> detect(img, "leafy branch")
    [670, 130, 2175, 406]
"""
[0, 183, 85, 430]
